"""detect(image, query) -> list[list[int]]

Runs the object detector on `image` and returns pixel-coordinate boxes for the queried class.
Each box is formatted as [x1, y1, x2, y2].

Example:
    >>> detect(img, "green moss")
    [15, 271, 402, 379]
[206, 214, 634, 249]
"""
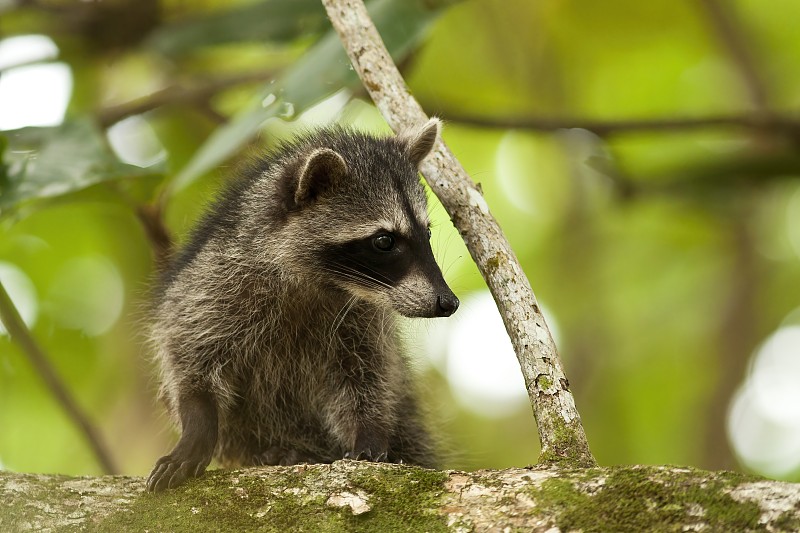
[485, 252, 504, 275]
[530, 466, 765, 532]
[96, 469, 334, 532]
[537, 417, 597, 468]
[537, 376, 552, 390]
[773, 510, 800, 532]
[92, 464, 448, 533]
[346, 466, 449, 532]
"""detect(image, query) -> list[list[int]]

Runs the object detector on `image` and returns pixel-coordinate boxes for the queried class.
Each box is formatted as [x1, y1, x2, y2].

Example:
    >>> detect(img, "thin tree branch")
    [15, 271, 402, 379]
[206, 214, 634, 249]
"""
[97, 71, 277, 128]
[95, 72, 800, 139]
[322, 0, 595, 467]
[107, 183, 174, 267]
[699, 0, 769, 112]
[0, 280, 118, 475]
[437, 111, 800, 137]
[135, 202, 173, 268]
[703, 213, 758, 470]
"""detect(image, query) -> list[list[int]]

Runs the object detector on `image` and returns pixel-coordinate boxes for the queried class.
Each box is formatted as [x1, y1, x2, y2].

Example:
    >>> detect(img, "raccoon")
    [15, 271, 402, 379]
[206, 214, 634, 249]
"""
[146, 118, 459, 492]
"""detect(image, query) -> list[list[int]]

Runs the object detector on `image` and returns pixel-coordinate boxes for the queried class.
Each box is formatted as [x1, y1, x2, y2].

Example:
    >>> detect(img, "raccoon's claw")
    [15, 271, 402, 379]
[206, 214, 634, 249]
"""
[146, 454, 208, 492]
[347, 430, 389, 462]
[344, 447, 388, 462]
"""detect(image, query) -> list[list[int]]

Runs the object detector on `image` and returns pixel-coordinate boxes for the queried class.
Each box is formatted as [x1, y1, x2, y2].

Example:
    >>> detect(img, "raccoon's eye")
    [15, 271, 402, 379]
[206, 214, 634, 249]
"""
[427, 228, 432, 239]
[372, 233, 395, 251]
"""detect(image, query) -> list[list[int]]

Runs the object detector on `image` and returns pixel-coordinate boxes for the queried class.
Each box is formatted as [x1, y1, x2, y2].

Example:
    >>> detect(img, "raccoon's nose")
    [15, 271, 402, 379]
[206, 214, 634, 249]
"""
[436, 294, 459, 317]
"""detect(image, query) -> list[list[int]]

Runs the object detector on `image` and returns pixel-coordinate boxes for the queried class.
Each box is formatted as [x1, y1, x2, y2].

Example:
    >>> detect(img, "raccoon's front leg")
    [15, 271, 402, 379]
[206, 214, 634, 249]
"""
[346, 425, 390, 462]
[324, 365, 395, 462]
[325, 395, 391, 462]
[147, 389, 218, 492]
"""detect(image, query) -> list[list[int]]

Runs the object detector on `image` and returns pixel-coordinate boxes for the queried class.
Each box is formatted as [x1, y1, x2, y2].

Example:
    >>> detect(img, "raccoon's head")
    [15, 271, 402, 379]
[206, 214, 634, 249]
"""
[275, 118, 459, 319]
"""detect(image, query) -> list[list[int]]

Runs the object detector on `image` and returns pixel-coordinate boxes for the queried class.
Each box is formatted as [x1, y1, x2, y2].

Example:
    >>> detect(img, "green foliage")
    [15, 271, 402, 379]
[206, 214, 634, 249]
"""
[147, 0, 327, 58]
[0, 120, 159, 213]
[171, 0, 442, 192]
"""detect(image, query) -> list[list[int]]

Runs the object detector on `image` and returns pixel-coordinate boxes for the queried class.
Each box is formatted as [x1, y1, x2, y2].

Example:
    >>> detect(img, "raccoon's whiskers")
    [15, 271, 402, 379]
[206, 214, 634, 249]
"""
[330, 294, 357, 338]
[326, 264, 392, 291]
[322, 267, 384, 292]
[344, 259, 393, 288]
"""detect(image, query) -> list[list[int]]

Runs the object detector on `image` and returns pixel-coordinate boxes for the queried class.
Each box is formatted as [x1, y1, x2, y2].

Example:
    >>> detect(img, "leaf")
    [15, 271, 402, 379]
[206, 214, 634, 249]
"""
[146, 0, 326, 58]
[169, 0, 443, 193]
[0, 119, 160, 214]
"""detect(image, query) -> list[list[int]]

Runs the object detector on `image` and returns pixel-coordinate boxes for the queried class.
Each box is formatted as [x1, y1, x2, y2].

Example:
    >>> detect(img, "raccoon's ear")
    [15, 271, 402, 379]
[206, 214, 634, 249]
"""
[294, 148, 348, 205]
[400, 117, 441, 167]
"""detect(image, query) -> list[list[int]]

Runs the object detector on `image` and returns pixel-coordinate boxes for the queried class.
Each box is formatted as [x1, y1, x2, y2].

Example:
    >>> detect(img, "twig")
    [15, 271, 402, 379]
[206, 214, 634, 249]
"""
[322, 0, 596, 467]
[0, 280, 119, 474]
[699, 0, 769, 111]
[135, 202, 173, 268]
[437, 111, 800, 137]
[107, 183, 174, 267]
[97, 71, 277, 128]
[703, 214, 758, 470]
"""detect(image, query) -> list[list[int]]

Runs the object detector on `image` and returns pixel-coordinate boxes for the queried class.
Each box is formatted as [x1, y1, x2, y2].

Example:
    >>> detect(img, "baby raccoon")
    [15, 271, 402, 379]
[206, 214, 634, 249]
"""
[147, 118, 459, 491]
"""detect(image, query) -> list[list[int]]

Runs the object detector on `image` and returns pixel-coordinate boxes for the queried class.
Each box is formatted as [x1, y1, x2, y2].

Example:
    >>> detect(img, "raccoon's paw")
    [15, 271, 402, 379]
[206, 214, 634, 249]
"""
[345, 432, 389, 462]
[146, 454, 209, 492]
[254, 446, 318, 466]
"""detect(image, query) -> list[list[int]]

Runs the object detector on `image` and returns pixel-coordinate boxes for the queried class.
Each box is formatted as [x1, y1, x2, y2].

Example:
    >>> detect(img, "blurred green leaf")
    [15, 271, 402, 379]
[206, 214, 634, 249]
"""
[170, 0, 442, 193]
[147, 0, 326, 57]
[0, 120, 160, 214]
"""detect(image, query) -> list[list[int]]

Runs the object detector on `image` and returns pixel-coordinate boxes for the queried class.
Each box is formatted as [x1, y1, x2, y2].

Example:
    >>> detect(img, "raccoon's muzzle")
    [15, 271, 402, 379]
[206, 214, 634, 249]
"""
[408, 254, 459, 319]
[436, 293, 459, 317]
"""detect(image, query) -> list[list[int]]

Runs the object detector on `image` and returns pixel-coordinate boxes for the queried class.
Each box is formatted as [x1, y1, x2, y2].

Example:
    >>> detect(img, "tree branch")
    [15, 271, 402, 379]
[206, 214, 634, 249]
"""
[96, 71, 277, 128]
[0, 281, 118, 475]
[134, 202, 173, 268]
[321, 0, 595, 467]
[699, 0, 769, 112]
[436, 111, 800, 137]
[2, 462, 798, 531]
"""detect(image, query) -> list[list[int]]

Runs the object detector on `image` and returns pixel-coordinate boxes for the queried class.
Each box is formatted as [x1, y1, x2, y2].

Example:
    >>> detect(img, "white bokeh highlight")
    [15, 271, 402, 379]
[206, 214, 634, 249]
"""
[0, 35, 71, 130]
[413, 290, 560, 418]
[729, 324, 800, 478]
[107, 115, 167, 168]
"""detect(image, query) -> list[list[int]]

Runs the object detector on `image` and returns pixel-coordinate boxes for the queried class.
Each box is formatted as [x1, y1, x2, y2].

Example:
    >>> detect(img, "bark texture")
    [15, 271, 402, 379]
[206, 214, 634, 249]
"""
[3, 462, 799, 532]
[320, 0, 595, 468]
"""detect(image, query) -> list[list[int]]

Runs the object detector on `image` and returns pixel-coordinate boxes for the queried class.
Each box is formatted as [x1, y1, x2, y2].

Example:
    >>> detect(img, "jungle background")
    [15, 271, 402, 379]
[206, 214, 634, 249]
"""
[1, 0, 799, 482]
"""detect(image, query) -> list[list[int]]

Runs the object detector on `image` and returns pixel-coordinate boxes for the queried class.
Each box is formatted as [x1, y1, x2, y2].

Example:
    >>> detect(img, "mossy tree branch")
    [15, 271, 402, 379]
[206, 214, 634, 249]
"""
[320, 0, 595, 467]
[2, 462, 799, 531]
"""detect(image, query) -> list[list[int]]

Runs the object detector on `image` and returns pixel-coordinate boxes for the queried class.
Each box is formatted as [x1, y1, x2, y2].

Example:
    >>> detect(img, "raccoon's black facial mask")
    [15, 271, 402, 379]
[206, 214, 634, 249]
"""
[320, 227, 458, 318]
[323, 232, 414, 289]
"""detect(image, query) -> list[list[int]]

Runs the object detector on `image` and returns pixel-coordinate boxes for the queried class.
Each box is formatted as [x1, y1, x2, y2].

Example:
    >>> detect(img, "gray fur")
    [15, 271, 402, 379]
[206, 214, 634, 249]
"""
[147, 119, 457, 491]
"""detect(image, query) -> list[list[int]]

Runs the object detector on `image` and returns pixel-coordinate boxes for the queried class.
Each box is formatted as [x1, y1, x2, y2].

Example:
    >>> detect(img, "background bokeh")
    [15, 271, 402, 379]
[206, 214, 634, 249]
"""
[1, 0, 799, 481]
